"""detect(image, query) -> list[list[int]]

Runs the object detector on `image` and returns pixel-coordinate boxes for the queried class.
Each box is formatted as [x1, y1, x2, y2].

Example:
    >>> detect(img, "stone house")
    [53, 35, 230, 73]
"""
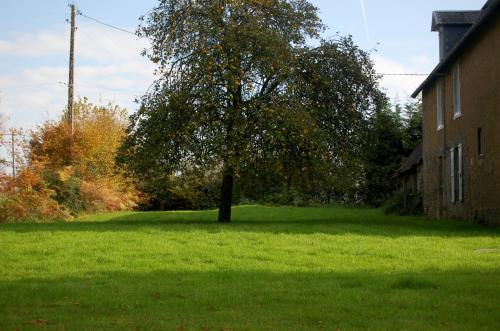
[396, 142, 423, 211]
[411, 0, 500, 224]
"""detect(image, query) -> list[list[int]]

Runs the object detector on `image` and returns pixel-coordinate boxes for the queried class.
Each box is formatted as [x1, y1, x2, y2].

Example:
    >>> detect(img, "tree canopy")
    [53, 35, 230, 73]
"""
[118, 0, 388, 221]
[119, 0, 324, 222]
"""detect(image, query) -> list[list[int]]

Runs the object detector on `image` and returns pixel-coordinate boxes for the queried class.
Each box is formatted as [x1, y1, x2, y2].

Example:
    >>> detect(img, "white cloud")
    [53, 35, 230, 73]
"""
[0, 30, 67, 57]
[0, 62, 155, 129]
[0, 23, 155, 130]
[76, 23, 149, 62]
[0, 20, 438, 130]
[0, 112, 7, 128]
[0, 22, 147, 62]
[374, 54, 434, 102]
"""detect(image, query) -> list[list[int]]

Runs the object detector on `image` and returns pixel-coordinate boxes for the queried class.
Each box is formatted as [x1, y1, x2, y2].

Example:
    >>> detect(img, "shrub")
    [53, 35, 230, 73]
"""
[80, 180, 139, 213]
[1, 99, 142, 222]
[139, 172, 220, 211]
[382, 192, 423, 216]
[0, 170, 70, 223]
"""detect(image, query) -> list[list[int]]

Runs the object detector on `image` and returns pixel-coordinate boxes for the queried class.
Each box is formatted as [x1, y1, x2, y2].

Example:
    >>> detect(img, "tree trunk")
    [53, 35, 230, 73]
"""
[218, 50, 241, 223]
[218, 167, 234, 223]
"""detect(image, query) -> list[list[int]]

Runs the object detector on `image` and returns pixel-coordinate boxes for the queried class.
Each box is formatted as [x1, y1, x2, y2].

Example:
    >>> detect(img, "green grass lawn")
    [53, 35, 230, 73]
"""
[1, 206, 499, 330]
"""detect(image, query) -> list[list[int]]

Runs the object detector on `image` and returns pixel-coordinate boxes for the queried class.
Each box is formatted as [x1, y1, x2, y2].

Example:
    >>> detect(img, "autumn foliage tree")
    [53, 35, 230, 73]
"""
[0, 99, 140, 222]
[31, 99, 140, 213]
[31, 100, 128, 180]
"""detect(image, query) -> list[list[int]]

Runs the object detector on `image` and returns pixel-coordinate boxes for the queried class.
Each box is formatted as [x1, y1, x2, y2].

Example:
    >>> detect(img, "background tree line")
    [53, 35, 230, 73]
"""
[0, 96, 421, 223]
[119, 97, 421, 212]
[0, 0, 423, 222]
[117, 0, 422, 221]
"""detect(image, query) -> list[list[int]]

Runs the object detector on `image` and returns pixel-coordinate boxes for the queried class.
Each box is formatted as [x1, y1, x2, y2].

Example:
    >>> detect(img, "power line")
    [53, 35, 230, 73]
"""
[0, 132, 31, 137]
[0, 82, 65, 90]
[77, 11, 137, 36]
[77, 84, 137, 93]
[378, 73, 429, 76]
[0, 81, 141, 94]
[58, 81, 141, 94]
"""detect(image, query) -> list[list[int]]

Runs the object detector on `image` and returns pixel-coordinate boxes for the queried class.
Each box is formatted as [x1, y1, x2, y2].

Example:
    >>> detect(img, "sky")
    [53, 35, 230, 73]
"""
[0, 0, 487, 131]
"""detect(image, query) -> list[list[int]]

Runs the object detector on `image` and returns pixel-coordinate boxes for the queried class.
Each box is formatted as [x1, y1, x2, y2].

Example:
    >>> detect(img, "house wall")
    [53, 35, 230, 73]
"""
[422, 9, 500, 224]
[399, 166, 424, 212]
[400, 164, 423, 196]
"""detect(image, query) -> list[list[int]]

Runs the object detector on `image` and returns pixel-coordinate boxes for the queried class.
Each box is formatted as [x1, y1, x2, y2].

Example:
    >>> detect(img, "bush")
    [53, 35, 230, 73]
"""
[80, 180, 139, 213]
[139, 172, 221, 211]
[382, 192, 423, 216]
[257, 189, 311, 207]
[1, 99, 142, 222]
[0, 170, 70, 223]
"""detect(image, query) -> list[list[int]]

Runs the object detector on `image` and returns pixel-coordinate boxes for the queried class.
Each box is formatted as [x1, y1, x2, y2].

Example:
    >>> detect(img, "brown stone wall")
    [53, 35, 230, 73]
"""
[422, 86, 442, 219]
[421, 10, 500, 224]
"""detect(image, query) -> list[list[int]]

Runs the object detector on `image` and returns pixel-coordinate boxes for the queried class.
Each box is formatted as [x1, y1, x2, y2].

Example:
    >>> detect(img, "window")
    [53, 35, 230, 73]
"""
[439, 34, 445, 61]
[477, 128, 484, 157]
[453, 64, 461, 119]
[450, 144, 463, 203]
[436, 79, 444, 130]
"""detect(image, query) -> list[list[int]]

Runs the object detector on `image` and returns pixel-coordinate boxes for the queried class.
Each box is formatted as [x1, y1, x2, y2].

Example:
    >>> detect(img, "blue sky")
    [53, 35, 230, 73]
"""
[0, 0, 486, 131]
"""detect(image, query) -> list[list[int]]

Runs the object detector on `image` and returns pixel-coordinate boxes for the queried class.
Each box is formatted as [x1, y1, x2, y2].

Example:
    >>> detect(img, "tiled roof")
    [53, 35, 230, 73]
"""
[397, 142, 423, 175]
[412, 0, 500, 98]
[431, 11, 481, 31]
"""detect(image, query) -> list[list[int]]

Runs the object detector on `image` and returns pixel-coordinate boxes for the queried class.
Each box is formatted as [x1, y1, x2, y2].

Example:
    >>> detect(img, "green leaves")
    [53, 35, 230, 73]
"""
[121, 0, 323, 189]
[119, 1, 389, 208]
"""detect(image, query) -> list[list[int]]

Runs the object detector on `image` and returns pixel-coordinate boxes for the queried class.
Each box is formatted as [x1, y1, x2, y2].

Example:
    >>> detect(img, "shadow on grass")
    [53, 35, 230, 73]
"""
[1, 206, 498, 238]
[1, 268, 498, 330]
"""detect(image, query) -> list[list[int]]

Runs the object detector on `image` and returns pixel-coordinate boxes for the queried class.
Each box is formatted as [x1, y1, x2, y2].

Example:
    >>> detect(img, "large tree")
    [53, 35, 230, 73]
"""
[402, 98, 423, 152]
[235, 38, 386, 204]
[119, 0, 323, 222]
[294, 38, 386, 202]
[363, 106, 406, 206]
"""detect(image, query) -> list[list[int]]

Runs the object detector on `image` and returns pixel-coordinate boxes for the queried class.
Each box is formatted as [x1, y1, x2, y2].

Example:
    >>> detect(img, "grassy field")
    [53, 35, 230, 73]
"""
[0, 206, 499, 330]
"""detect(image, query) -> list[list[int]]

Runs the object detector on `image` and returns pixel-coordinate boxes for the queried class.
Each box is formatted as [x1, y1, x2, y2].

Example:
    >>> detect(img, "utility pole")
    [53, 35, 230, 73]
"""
[67, 3, 76, 135]
[10, 130, 15, 180]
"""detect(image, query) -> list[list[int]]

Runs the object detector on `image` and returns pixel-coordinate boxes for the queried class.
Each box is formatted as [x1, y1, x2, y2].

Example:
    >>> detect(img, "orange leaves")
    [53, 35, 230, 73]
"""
[30, 121, 76, 170]
[80, 180, 139, 213]
[57, 166, 75, 183]
[15, 168, 45, 191]
[30, 100, 127, 182]
[0, 99, 141, 222]
[0, 168, 70, 223]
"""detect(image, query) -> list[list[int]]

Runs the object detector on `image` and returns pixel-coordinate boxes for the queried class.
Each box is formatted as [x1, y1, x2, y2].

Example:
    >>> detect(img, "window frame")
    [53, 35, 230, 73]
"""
[450, 144, 464, 203]
[436, 79, 444, 131]
[453, 64, 461, 119]
[458, 144, 463, 202]
[477, 127, 484, 158]
[450, 147, 455, 203]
